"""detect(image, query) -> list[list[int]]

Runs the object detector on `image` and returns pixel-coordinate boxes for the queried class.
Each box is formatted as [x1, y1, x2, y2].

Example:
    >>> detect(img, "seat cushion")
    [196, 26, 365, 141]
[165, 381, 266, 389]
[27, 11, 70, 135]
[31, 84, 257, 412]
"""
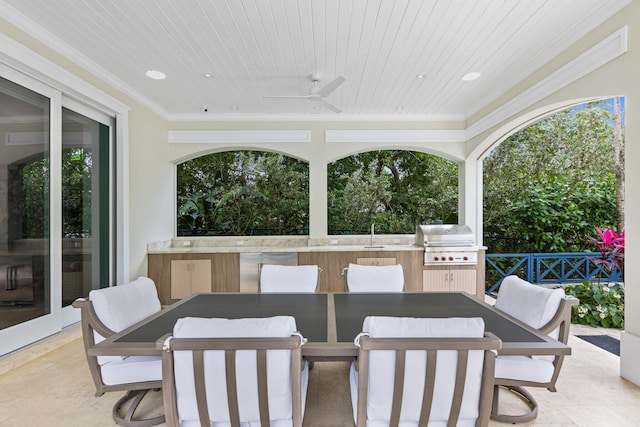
[495, 355, 555, 383]
[260, 264, 318, 293]
[100, 355, 162, 386]
[495, 275, 564, 337]
[346, 263, 404, 293]
[350, 316, 485, 426]
[172, 316, 309, 425]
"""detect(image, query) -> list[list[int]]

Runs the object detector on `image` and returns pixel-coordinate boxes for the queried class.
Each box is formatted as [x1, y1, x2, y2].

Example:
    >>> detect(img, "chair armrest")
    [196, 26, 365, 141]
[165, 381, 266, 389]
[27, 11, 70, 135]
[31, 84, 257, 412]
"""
[156, 333, 173, 351]
[538, 296, 578, 338]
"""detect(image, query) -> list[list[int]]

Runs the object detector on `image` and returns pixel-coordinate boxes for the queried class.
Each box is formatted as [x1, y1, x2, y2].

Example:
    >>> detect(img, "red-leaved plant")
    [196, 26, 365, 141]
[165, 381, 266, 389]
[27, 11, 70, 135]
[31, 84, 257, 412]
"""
[586, 227, 625, 274]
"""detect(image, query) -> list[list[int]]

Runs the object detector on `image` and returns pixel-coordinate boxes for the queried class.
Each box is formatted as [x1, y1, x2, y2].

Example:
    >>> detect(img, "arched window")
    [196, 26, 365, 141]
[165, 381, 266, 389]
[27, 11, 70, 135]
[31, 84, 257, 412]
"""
[177, 151, 309, 236]
[327, 150, 458, 235]
[483, 98, 624, 254]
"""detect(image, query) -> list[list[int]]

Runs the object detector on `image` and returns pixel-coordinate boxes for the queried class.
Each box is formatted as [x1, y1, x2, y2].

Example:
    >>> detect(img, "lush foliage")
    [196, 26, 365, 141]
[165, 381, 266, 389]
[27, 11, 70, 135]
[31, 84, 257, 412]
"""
[177, 151, 309, 236]
[484, 100, 622, 253]
[21, 158, 49, 238]
[21, 148, 93, 238]
[563, 281, 624, 329]
[327, 150, 458, 234]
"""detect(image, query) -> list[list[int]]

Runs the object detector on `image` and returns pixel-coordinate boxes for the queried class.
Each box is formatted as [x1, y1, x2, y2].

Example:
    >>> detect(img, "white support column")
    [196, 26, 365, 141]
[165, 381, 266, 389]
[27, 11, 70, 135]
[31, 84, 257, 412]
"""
[620, 99, 640, 385]
[308, 130, 327, 239]
[461, 158, 483, 246]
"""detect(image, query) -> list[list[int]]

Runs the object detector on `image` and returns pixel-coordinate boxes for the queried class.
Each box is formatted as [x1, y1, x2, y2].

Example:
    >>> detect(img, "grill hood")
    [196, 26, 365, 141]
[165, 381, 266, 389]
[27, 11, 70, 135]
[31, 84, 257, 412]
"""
[415, 224, 475, 247]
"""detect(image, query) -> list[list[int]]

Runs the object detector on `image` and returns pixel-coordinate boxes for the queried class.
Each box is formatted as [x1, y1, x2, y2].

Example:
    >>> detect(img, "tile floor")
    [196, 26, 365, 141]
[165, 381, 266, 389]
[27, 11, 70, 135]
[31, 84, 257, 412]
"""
[1, 323, 639, 426]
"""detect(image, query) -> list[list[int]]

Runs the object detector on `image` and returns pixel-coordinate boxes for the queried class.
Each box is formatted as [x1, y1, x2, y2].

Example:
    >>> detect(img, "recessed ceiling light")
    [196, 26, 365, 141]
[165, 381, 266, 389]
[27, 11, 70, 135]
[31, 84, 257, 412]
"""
[314, 106, 321, 110]
[202, 72, 213, 78]
[145, 70, 166, 80]
[462, 72, 481, 81]
[415, 74, 425, 79]
[230, 105, 238, 110]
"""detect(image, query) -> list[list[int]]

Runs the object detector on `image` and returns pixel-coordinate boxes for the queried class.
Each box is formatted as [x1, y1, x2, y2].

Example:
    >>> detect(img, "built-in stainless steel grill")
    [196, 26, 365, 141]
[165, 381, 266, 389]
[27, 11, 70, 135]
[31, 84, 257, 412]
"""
[415, 224, 478, 265]
[415, 224, 475, 247]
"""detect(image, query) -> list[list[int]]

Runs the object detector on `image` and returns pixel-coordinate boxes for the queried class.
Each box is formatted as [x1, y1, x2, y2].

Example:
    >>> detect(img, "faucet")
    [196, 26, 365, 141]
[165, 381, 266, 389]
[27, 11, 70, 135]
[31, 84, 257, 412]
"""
[365, 223, 383, 248]
[370, 223, 375, 247]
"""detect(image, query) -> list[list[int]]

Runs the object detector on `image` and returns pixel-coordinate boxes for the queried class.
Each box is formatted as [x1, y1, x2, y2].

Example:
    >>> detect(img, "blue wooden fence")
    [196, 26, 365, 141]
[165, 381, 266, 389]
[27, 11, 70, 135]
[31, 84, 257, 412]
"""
[485, 252, 624, 295]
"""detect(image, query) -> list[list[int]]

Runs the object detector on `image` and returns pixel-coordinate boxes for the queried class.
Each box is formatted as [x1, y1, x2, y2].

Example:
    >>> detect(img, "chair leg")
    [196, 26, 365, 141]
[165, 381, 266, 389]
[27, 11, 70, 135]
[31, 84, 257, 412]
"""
[491, 385, 539, 423]
[112, 389, 166, 427]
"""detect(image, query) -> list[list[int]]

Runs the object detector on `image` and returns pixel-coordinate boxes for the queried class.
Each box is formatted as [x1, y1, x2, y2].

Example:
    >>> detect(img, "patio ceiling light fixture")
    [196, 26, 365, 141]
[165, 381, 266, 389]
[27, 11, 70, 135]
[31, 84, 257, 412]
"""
[462, 72, 482, 81]
[145, 70, 166, 80]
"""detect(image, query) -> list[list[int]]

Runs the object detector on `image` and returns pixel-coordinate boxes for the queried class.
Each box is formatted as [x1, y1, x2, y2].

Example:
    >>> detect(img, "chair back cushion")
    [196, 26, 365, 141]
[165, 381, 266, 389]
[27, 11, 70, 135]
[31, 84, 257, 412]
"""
[351, 316, 486, 426]
[495, 275, 564, 338]
[171, 316, 308, 425]
[260, 264, 318, 293]
[90, 276, 161, 335]
[346, 263, 404, 293]
[89, 277, 161, 365]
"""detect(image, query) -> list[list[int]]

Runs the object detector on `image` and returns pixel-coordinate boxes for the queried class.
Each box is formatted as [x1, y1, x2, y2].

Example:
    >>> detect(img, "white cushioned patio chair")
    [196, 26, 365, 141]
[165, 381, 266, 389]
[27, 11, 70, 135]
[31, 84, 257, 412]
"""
[491, 275, 578, 423]
[157, 315, 309, 427]
[259, 264, 320, 293]
[72, 277, 164, 427]
[350, 316, 501, 427]
[343, 263, 404, 293]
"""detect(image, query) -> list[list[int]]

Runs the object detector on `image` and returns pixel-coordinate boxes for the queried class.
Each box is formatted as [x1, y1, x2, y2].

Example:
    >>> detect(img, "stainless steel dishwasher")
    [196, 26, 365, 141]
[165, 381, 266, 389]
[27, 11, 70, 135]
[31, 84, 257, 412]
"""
[239, 252, 298, 292]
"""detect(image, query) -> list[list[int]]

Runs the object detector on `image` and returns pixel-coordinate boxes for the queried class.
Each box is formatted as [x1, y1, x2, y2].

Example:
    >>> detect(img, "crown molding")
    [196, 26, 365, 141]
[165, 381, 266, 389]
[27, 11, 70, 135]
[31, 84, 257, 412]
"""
[0, 32, 129, 115]
[466, 26, 628, 141]
[168, 130, 311, 144]
[167, 113, 466, 122]
[326, 129, 465, 143]
[0, 2, 167, 117]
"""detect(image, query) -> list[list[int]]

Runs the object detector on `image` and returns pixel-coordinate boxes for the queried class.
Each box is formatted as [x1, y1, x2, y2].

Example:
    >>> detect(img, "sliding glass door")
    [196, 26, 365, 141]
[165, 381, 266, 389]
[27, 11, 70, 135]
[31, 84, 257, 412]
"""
[0, 69, 115, 353]
[0, 74, 58, 353]
[60, 105, 112, 327]
[0, 76, 51, 336]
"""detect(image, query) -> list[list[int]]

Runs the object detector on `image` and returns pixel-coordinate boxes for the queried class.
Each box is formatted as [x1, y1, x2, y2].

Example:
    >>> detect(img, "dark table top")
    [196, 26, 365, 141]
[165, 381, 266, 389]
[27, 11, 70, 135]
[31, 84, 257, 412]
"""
[333, 292, 543, 344]
[92, 292, 569, 358]
[117, 293, 328, 343]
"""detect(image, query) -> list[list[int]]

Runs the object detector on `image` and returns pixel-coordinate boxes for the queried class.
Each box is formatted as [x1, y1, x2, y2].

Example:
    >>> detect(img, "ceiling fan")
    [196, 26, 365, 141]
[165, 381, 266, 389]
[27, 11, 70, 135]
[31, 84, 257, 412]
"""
[264, 73, 346, 113]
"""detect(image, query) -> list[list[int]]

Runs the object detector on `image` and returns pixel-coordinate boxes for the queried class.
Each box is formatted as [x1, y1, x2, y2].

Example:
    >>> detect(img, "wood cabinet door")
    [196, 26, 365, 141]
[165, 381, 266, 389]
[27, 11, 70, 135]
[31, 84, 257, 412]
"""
[423, 268, 477, 294]
[449, 269, 476, 294]
[170, 259, 212, 299]
[355, 257, 397, 266]
[423, 269, 450, 292]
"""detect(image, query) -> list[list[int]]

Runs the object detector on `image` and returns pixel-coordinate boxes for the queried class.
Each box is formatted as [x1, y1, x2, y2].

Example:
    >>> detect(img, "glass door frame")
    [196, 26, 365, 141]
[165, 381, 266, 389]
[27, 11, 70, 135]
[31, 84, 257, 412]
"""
[60, 98, 115, 328]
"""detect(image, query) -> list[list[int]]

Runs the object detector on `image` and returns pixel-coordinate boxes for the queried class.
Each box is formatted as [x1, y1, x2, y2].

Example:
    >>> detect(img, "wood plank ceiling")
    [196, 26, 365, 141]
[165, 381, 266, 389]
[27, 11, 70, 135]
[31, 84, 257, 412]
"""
[0, 0, 630, 119]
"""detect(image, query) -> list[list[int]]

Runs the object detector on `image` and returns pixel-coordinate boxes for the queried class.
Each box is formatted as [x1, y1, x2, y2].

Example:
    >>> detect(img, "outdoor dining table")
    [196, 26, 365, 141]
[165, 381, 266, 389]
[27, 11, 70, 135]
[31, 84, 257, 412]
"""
[88, 291, 571, 360]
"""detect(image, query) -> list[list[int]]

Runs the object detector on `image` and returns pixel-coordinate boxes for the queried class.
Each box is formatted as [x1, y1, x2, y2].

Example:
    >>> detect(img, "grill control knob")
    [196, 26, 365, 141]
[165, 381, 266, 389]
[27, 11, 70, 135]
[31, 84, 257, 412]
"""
[463, 256, 469, 261]
[448, 256, 454, 261]
[434, 256, 439, 261]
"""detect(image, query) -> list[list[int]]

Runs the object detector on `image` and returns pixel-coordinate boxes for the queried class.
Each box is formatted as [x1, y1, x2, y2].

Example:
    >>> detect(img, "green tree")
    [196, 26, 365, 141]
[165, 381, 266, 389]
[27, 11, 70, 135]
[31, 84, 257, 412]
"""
[328, 150, 458, 234]
[484, 100, 622, 253]
[176, 151, 309, 236]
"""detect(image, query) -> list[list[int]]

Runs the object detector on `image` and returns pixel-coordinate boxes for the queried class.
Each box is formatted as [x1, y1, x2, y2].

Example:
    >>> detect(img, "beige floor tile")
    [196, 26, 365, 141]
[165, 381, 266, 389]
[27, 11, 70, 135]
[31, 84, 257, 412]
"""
[1, 327, 638, 426]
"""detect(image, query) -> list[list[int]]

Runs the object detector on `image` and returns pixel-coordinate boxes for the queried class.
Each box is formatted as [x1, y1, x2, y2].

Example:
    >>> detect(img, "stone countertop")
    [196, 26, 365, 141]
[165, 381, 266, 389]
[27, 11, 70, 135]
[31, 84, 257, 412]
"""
[147, 243, 424, 254]
[147, 235, 427, 254]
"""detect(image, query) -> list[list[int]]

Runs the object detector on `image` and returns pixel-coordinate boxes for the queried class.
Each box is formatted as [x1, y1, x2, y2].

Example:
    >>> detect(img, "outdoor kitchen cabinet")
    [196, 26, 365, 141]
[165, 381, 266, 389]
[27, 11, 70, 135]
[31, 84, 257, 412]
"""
[422, 267, 476, 294]
[148, 253, 240, 305]
[170, 259, 212, 300]
[421, 250, 485, 299]
[298, 250, 423, 293]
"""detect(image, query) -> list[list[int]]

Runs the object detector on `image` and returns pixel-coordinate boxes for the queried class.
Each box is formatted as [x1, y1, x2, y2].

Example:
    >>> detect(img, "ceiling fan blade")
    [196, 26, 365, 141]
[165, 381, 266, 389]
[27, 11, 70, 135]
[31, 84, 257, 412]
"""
[316, 97, 342, 113]
[315, 75, 345, 98]
[263, 95, 312, 99]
